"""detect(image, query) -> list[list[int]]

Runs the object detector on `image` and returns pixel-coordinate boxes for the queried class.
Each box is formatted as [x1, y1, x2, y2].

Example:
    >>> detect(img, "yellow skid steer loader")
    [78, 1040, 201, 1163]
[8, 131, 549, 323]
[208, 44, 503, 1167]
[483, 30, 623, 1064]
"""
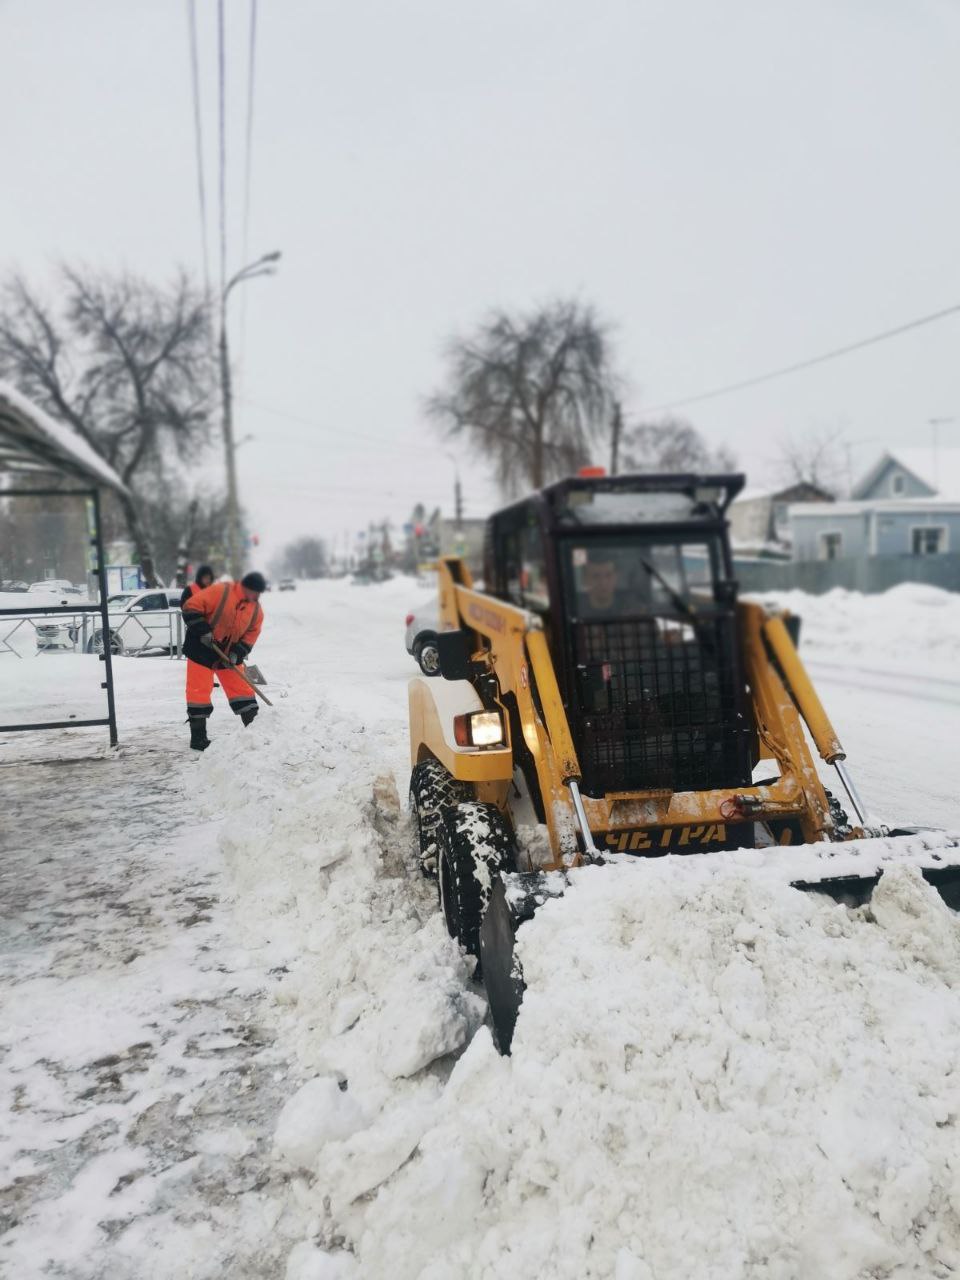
[408, 473, 960, 1051]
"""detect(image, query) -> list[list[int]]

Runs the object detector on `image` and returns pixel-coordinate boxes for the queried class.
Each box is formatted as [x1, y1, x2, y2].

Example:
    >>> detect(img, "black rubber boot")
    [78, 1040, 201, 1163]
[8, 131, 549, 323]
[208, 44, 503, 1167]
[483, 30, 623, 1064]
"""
[189, 716, 210, 751]
[240, 706, 258, 727]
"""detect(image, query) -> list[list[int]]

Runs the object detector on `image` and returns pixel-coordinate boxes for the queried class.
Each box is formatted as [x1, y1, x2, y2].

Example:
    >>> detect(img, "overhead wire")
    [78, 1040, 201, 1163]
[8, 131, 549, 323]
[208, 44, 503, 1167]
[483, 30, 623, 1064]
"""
[637, 301, 960, 417]
[237, 0, 259, 369]
[185, 0, 211, 297]
[216, 0, 228, 298]
[241, 0, 258, 270]
[241, 396, 576, 461]
[241, 397, 437, 455]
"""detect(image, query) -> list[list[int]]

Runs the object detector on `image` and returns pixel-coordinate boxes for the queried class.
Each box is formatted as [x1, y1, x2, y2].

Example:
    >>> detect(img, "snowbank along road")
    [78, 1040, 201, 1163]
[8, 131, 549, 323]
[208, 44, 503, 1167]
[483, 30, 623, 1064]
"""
[1, 579, 959, 1279]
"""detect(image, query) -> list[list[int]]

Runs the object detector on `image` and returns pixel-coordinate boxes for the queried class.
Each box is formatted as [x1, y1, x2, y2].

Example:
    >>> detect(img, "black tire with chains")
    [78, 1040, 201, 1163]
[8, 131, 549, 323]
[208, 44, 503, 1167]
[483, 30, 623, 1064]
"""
[437, 801, 517, 961]
[410, 758, 469, 875]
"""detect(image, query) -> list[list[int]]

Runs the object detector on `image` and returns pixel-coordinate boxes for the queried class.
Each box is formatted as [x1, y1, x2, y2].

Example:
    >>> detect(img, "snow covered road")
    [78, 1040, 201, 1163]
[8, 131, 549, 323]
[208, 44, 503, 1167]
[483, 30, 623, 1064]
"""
[1, 579, 959, 1279]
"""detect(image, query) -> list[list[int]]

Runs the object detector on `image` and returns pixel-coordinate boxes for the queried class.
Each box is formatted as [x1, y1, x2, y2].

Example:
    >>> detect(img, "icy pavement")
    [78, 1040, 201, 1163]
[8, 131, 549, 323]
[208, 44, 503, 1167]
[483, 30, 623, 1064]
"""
[2, 578, 960, 1279]
[0, 734, 308, 1276]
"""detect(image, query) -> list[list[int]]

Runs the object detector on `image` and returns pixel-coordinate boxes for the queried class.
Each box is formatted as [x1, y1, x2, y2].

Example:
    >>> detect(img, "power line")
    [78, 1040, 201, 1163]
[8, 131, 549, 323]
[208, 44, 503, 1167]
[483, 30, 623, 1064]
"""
[256, 478, 470, 503]
[241, 0, 258, 268]
[237, 0, 259, 368]
[216, 0, 227, 298]
[637, 302, 960, 417]
[241, 397, 420, 452]
[185, 0, 210, 296]
[242, 396, 584, 478]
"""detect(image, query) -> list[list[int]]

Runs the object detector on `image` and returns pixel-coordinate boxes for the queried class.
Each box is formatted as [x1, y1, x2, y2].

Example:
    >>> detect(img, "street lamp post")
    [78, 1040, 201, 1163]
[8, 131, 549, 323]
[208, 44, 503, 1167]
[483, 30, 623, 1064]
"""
[219, 250, 281, 578]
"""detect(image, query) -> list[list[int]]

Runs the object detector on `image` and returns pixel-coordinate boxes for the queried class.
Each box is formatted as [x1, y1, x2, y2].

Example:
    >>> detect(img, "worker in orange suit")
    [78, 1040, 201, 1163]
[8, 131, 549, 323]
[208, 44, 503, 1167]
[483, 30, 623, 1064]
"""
[179, 563, 215, 609]
[181, 571, 266, 751]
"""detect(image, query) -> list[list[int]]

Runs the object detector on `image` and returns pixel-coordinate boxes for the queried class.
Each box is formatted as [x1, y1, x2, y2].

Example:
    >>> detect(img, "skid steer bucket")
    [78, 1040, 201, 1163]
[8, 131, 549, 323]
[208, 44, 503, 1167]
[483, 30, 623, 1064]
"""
[481, 832, 960, 1054]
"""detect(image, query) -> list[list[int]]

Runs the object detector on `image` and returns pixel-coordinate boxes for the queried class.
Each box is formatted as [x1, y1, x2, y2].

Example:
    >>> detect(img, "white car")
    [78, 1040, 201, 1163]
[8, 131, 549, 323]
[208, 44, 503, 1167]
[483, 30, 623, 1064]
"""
[28, 579, 83, 598]
[35, 588, 184, 654]
[404, 604, 440, 676]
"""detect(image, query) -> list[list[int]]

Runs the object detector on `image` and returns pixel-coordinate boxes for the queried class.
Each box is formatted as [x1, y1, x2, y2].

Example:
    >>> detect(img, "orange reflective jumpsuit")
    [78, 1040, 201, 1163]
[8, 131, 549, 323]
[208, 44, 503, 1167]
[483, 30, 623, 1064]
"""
[181, 581, 264, 720]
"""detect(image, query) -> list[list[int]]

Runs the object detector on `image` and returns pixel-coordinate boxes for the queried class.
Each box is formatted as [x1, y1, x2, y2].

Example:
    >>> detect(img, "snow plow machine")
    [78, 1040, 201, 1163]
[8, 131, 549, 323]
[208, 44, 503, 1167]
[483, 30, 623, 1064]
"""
[408, 472, 960, 1052]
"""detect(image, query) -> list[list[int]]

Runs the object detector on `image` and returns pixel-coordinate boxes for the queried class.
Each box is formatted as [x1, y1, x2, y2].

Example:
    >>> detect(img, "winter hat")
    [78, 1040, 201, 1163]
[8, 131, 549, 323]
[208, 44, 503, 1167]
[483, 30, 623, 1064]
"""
[195, 563, 214, 584]
[242, 571, 267, 593]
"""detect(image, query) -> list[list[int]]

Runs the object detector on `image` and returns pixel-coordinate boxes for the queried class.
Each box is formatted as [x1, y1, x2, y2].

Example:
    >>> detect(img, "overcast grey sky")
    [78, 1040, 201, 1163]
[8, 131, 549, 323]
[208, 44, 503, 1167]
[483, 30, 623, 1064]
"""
[3, 0, 959, 565]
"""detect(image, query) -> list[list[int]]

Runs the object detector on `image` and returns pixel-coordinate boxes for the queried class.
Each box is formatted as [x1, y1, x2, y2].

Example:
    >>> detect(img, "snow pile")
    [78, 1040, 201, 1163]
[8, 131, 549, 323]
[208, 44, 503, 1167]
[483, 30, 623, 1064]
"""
[195, 581, 960, 1278]
[274, 1077, 366, 1171]
[9, 577, 958, 1278]
[751, 583, 960, 677]
[335, 859, 960, 1279]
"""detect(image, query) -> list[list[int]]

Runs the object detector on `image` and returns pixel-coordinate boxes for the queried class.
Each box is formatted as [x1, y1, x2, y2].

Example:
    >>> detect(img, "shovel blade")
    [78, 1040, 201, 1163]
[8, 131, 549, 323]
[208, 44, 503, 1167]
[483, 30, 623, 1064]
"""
[792, 826, 960, 908]
[794, 862, 960, 909]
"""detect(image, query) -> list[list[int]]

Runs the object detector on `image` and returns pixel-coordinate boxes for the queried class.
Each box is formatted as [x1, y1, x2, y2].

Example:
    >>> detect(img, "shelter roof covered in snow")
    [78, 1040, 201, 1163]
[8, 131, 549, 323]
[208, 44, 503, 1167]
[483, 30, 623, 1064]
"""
[0, 380, 127, 493]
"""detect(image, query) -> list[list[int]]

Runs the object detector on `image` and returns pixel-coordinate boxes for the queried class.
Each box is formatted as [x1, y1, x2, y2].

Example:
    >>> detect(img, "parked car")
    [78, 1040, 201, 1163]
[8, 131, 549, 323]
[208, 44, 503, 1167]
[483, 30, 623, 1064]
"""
[279, 577, 297, 592]
[405, 604, 440, 676]
[0, 580, 28, 592]
[35, 588, 184, 654]
[28, 579, 83, 598]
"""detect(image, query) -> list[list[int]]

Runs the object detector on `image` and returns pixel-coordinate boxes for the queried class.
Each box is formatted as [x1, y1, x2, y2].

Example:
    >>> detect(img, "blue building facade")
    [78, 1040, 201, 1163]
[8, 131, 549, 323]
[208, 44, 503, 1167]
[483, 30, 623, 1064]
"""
[789, 448, 960, 563]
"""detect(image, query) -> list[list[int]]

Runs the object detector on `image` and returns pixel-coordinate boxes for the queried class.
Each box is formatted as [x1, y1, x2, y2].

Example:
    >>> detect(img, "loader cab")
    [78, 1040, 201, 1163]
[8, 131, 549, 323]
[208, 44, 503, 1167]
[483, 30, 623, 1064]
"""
[484, 473, 753, 798]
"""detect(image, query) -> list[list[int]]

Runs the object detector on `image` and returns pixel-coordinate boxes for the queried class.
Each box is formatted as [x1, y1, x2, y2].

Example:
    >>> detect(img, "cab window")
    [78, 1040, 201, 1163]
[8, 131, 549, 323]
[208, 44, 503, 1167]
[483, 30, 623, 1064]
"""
[503, 530, 523, 606]
[520, 523, 549, 611]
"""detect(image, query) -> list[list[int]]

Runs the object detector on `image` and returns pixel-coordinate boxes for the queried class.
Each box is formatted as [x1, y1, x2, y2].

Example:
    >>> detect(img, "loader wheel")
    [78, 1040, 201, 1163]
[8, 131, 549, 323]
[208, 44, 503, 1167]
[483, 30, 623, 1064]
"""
[410, 758, 468, 878]
[437, 802, 517, 963]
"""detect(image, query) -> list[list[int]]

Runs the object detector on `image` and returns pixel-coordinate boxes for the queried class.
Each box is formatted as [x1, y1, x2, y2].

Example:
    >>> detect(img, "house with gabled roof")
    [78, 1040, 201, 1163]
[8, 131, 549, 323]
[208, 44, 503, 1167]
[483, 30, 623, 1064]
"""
[728, 481, 833, 555]
[789, 447, 960, 563]
[852, 448, 960, 503]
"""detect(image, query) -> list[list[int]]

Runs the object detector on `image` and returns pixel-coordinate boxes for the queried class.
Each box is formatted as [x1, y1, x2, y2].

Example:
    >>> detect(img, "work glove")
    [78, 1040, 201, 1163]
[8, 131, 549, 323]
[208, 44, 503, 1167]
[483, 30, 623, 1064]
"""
[229, 645, 247, 666]
[199, 630, 217, 649]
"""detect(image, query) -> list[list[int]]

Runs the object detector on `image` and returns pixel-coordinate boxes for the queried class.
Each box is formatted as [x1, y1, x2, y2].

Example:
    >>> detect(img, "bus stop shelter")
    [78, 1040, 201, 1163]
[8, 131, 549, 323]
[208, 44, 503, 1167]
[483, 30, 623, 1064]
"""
[0, 380, 128, 746]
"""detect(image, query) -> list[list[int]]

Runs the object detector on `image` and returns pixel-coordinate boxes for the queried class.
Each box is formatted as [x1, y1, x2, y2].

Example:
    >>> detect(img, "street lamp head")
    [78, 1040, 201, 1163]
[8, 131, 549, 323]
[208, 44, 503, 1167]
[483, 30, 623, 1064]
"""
[261, 250, 282, 264]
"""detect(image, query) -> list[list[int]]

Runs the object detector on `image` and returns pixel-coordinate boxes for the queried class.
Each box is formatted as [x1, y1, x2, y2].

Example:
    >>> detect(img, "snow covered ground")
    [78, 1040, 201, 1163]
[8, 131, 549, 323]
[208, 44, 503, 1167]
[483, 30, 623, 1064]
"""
[1, 578, 959, 1278]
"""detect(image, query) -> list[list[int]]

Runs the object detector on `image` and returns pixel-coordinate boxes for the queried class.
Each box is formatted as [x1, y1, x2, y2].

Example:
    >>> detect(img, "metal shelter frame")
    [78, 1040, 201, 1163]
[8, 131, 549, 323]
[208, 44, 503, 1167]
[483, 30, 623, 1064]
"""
[0, 384, 125, 746]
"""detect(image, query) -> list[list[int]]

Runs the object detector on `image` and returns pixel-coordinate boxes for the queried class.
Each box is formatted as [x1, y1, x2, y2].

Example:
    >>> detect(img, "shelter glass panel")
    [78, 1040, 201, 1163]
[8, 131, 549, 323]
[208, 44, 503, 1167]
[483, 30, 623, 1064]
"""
[0, 491, 110, 747]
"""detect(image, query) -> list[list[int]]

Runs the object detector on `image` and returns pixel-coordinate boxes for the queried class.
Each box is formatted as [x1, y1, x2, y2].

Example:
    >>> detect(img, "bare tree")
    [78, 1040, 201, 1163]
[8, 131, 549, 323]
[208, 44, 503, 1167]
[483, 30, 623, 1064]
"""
[0, 268, 216, 584]
[777, 426, 846, 496]
[275, 536, 328, 580]
[621, 415, 736, 473]
[427, 299, 618, 493]
[145, 484, 233, 586]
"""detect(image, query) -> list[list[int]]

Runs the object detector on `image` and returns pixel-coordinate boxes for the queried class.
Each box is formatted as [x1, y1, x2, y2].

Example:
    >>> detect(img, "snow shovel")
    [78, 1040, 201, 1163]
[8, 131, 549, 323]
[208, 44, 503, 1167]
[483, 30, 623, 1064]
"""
[210, 641, 274, 707]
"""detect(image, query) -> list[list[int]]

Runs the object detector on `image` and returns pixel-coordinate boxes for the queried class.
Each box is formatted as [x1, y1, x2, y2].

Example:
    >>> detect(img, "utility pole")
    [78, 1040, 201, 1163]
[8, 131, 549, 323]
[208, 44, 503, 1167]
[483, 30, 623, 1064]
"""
[610, 400, 623, 476]
[219, 250, 281, 578]
[929, 416, 957, 475]
[454, 470, 463, 533]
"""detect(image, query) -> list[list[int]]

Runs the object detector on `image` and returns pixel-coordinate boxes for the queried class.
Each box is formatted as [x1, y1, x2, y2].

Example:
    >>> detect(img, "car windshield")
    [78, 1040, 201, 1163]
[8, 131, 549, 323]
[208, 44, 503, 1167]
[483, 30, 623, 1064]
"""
[107, 593, 136, 606]
[563, 535, 719, 618]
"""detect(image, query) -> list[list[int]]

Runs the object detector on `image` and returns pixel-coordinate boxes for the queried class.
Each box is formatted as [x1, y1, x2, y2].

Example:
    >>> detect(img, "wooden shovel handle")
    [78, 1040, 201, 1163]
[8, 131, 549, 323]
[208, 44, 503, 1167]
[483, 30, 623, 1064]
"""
[210, 642, 274, 707]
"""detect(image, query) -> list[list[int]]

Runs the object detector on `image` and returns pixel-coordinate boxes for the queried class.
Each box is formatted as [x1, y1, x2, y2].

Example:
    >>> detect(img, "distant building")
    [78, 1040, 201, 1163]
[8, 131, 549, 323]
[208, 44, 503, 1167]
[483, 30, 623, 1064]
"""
[436, 516, 486, 574]
[402, 512, 487, 575]
[789, 448, 960, 562]
[728, 482, 833, 555]
[851, 448, 960, 503]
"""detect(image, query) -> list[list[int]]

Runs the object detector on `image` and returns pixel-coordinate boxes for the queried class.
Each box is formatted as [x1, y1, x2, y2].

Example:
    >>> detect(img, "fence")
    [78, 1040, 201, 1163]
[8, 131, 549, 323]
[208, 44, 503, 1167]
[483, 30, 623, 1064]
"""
[1, 605, 184, 659]
[733, 552, 960, 596]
